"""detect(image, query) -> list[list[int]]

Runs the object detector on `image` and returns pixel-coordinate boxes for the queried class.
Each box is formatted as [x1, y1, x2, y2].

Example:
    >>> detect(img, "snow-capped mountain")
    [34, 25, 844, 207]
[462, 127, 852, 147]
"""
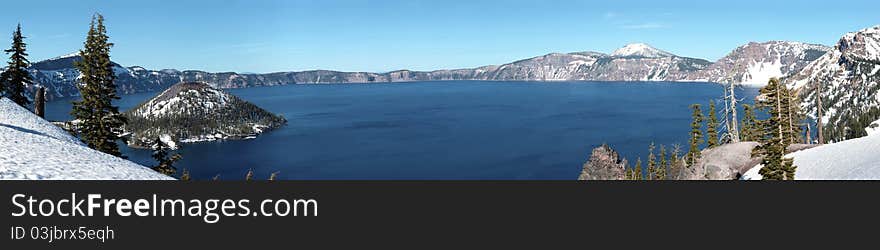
[786, 25, 880, 142]
[684, 41, 831, 86]
[478, 46, 710, 81]
[0, 97, 171, 180]
[20, 41, 832, 101]
[123, 82, 287, 148]
[610, 43, 675, 58]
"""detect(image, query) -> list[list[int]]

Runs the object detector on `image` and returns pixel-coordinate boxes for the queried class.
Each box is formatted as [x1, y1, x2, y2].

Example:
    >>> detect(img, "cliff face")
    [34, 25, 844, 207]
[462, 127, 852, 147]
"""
[684, 41, 831, 86]
[20, 40, 838, 101]
[787, 25, 880, 142]
[18, 44, 712, 101]
[577, 144, 627, 180]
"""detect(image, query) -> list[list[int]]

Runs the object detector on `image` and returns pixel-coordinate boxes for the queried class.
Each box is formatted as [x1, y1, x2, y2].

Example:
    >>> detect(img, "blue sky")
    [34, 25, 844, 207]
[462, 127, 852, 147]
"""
[0, 0, 877, 73]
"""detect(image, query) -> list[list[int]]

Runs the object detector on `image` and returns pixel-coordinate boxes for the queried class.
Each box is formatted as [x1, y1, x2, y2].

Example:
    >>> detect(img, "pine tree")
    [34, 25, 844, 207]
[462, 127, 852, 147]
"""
[754, 78, 797, 180]
[634, 158, 643, 180]
[1, 24, 33, 107]
[740, 104, 758, 141]
[647, 143, 656, 180]
[70, 14, 128, 158]
[150, 136, 182, 176]
[686, 104, 704, 167]
[180, 169, 191, 181]
[670, 144, 683, 180]
[706, 101, 719, 148]
[656, 145, 667, 180]
[785, 88, 804, 145]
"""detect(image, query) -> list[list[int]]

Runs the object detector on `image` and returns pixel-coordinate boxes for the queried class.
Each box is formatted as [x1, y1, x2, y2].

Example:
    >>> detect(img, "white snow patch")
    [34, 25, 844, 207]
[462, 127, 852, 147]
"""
[741, 59, 784, 87]
[0, 98, 172, 180]
[611, 43, 674, 58]
[159, 134, 178, 150]
[867, 119, 880, 136]
[742, 134, 880, 180]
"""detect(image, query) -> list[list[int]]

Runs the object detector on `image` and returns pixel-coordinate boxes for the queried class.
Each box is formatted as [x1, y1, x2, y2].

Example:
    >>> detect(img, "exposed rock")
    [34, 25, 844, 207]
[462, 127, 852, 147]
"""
[670, 142, 822, 180]
[673, 142, 761, 180]
[578, 144, 627, 180]
[787, 25, 880, 142]
[684, 41, 830, 86]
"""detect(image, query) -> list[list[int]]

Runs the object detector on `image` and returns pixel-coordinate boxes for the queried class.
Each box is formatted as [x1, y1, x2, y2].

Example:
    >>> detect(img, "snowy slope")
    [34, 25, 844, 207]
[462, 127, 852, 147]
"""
[787, 25, 880, 142]
[0, 98, 172, 180]
[684, 41, 830, 86]
[611, 43, 675, 58]
[742, 134, 880, 180]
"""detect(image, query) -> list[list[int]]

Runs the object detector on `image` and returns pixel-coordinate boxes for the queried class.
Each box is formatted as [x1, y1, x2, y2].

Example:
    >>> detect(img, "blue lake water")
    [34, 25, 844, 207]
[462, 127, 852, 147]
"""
[45, 81, 759, 180]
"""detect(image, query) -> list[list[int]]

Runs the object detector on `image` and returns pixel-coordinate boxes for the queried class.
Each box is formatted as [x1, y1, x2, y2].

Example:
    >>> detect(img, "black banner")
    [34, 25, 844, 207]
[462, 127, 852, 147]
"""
[1, 181, 878, 248]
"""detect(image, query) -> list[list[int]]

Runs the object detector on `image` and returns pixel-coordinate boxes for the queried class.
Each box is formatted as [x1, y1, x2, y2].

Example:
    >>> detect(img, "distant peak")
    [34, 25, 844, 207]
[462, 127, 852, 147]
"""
[611, 43, 674, 58]
[46, 52, 80, 61]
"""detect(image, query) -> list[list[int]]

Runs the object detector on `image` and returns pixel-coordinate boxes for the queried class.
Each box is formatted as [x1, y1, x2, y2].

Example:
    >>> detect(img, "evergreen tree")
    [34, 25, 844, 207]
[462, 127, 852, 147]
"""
[70, 14, 128, 158]
[740, 104, 758, 141]
[785, 88, 805, 145]
[656, 145, 667, 180]
[647, 143, 656, 180]
[1, 24, 33, 107]
[753, 78, 797, 180]
[670, 144, 683, 180]
[150, 136, 182, 176]
[707, 101, 719, 148]
[634, 158, 643, 180]
[180, 169, 191, 181]
[686, 104, 704, 167]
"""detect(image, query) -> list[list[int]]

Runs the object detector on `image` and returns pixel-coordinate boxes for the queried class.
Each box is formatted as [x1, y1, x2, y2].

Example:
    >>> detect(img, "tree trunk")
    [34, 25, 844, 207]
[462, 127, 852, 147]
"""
[34, 87, 46, 118]
[728, 81, 740, 143]
[816, 79, 824, 144]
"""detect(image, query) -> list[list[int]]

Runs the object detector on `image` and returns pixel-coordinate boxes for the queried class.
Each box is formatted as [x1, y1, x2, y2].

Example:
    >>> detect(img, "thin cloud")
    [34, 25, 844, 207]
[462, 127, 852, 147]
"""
[621, 23, 667, 29]
[603, 12, 618, 19]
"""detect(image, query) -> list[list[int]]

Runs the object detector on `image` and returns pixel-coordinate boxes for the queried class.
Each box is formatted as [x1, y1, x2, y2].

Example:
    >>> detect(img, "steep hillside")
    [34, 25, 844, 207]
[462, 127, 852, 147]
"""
[787, 25, 880, 142]
[685, 41, 831, 86]
[0, 98, 171, 180]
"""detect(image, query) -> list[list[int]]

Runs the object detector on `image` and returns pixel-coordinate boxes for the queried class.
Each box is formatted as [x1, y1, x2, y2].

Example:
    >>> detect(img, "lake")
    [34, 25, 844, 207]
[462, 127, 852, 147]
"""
[45, 81, 759, 180]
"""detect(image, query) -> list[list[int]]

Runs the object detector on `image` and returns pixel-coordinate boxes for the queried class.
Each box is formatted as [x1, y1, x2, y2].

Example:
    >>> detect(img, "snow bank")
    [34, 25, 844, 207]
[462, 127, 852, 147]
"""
[742, 134, 880, 180]
[0, 98, 172, 180]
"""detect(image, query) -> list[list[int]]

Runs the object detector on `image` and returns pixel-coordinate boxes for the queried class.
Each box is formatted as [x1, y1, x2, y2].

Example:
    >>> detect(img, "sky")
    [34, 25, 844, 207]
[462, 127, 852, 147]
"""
[0, 0, 877, 73]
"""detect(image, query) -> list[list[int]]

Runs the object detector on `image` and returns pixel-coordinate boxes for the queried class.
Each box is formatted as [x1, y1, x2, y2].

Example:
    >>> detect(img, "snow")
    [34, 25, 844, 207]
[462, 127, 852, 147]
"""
[867, 119, 880, 136]
[0, 98, 172, 180]
[741, 58, 784, 87]
[159, 134, 178, 150]
[742, 134, 880, 180]
[611, 43, 674, 58]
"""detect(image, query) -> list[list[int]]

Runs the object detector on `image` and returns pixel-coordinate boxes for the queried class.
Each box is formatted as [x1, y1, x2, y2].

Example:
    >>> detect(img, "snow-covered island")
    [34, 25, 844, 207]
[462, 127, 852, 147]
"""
[0, 98, 172, 180]
[123, 82, 287, 149]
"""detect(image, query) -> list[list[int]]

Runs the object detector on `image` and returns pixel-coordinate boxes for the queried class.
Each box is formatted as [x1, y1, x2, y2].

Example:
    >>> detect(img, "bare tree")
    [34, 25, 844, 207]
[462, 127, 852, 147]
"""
[816, 73, 826, 144]
[721, 64, 741, 143]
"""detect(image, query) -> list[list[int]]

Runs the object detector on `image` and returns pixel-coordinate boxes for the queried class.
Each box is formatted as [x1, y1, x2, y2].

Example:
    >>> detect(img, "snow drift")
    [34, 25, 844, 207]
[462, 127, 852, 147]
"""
[0, 98, 172, 180]
[742, 134, 880, 180]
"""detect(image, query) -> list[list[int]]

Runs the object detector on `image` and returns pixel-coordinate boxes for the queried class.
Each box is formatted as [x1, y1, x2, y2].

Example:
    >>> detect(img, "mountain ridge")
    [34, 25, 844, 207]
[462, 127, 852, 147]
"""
[18, 40, 841, 101]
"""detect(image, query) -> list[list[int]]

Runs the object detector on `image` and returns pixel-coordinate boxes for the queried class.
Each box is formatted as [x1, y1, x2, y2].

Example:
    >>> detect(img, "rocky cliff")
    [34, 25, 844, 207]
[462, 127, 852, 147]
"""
[786, 25, 880, 142]
[19, 41, 834, 101]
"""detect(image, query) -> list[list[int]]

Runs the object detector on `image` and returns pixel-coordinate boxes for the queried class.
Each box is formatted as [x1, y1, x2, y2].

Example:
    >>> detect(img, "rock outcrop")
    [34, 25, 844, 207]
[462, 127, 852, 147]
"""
[787, 25, 880, 142]
[577, 144, 627, 180]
